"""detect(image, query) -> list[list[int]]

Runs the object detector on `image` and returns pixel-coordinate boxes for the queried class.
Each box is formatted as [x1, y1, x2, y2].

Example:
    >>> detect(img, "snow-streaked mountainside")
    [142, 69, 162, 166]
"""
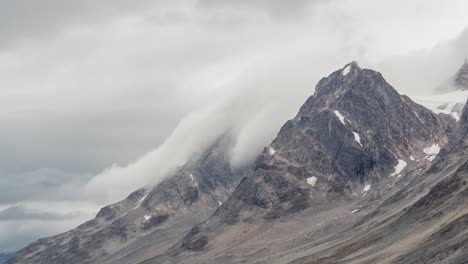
[8, 62, 468, 264]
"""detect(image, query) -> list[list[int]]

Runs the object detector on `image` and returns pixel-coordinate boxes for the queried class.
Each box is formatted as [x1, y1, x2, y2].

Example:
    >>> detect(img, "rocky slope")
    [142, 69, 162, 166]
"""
[141, 62, 457, 263]
[287, 99, 468, 264]
[7, 133, 250, 264]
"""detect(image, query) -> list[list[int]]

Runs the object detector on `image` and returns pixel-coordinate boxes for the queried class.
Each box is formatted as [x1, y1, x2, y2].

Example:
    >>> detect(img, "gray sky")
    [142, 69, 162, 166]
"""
[1, 0, 468, 253]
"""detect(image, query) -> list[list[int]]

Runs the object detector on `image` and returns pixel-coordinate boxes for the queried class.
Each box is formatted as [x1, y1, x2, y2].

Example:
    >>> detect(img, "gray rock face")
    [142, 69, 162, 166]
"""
[455, 61, 468, 90]
[7, 133, 250, 264]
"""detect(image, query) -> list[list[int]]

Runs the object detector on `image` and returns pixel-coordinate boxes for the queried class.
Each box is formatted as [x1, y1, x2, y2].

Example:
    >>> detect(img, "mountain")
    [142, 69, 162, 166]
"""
[8, 62, 463, 264]
[417, 61, 468, 121]
[454, 61, 468, 90]
[0, 254, 15, 264]
[140, 62, 457, 263]
[7, 133, 251, 264]
[210, 61, 454, 221]
[436, 61, 468, 93]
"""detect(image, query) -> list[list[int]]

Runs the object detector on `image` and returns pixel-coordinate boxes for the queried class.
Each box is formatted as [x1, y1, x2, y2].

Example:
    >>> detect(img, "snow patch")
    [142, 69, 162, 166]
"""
[144, 215, 151, 221]
[352, 132, 363, 147]
[423, 144, 441, 156]
[306, 176, 317, 187]
[129, 193, 148, 212]
[334, 110, 346, 125]
[342, 65, 351, 75]
[190, 173, 198, 186]
[351, 209, 359, 214]
[413, 111, 424, 124]
[410, 155, 415, 161]
[390, 159, 407, 177]
[268, 147, 276, 155]
[218, 201, 223, 206]
[362, 184, 371, 195]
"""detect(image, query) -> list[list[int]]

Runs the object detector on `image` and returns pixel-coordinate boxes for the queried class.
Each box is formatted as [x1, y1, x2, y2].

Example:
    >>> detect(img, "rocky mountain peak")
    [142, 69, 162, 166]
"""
[305, 62, 400, 117]
[342, 61, 361, 74]
[454, 61, 468, 90]
[203, 63, 455, 223]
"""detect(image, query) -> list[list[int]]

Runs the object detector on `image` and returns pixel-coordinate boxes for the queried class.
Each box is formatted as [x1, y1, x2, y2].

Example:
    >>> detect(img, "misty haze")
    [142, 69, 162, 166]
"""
[1, 1, 468, 264]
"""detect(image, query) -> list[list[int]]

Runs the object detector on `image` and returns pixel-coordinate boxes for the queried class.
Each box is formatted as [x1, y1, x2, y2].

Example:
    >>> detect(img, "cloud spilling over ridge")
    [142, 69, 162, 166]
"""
[85, 101, 232, 201]
[84, 25, 468, 203]
[82, 56, 313, 202]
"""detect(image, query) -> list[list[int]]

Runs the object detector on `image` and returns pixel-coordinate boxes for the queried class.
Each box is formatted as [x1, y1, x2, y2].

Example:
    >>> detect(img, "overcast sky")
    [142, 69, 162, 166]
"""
[1, 0, 468, 253]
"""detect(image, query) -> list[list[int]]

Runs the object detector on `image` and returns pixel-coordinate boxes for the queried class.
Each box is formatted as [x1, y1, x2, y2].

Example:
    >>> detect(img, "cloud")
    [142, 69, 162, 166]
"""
[0, 168, 91, 204]
[196, 0, 324, 21]
[0, 0, 165, 49]
[0, 205, 82, 220]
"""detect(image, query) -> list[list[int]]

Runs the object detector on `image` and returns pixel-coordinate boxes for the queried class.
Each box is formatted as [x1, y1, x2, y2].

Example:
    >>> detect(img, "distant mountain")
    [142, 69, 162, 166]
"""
[416, 61, 468, 121]
[0, 253, 15, 264]
[437, 61, 468, 93]
[454, 61, 468, 90]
